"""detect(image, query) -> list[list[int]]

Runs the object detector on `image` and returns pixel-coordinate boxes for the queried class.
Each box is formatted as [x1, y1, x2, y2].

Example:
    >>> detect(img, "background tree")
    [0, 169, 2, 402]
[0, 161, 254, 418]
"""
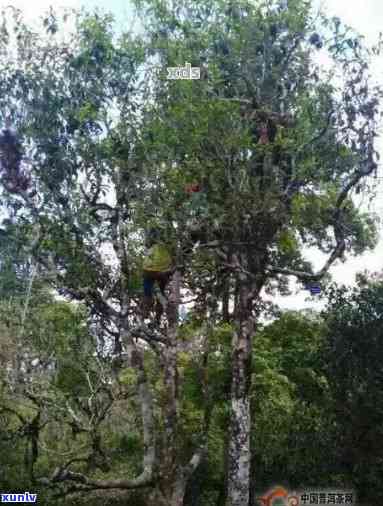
[322, 277, 383, 504]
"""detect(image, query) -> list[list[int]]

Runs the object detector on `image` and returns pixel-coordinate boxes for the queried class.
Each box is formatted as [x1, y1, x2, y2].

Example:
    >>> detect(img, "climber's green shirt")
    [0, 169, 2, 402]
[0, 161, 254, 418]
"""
[143, 243, 172, 272]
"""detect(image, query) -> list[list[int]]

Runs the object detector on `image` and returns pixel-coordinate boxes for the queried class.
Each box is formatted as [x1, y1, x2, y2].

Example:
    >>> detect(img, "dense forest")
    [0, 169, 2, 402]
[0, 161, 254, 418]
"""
[0, 0, 382, 505]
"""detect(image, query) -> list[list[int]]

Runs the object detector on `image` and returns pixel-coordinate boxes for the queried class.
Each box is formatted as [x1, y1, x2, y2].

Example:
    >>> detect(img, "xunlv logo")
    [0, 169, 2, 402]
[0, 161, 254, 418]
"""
[1, 493, 37, 503]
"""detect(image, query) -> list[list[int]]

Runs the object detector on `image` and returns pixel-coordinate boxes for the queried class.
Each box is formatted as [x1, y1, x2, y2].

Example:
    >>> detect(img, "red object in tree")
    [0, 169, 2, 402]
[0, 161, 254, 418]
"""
[185, 182, 201, 194]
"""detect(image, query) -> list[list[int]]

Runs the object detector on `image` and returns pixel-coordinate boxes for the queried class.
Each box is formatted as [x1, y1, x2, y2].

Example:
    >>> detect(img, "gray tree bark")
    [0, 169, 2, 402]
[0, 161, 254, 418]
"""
[226, 274, 257, 506]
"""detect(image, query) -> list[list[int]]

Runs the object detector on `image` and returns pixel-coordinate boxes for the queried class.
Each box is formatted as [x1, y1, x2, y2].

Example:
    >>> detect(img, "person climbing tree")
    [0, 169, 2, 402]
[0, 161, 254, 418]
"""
[142, 228, 173, 320]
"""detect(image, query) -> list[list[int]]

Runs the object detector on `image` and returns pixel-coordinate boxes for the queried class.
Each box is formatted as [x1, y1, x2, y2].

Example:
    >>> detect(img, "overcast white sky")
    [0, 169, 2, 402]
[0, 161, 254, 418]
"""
[2, 0, 383, 310]
[280, 0, 383, 309]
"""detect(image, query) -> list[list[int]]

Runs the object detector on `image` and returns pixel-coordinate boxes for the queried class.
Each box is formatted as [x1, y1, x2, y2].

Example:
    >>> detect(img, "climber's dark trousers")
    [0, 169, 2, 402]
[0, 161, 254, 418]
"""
[142, 270, 171, 318]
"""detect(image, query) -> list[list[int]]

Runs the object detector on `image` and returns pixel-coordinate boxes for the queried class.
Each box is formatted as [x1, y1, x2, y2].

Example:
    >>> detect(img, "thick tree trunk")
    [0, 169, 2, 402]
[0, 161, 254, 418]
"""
[216, 418, 230, 506]
[226, 354, 251, 505]
[152, 479, 187, 506]
[159, 270, 208, 504]
[158, 270, 181, 500]
[171, 478, 188, 506]
[226, 279, 255, 506]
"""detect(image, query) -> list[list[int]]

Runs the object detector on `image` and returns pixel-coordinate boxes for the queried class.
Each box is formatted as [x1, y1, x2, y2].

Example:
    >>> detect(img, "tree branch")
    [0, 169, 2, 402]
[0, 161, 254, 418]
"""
[269, 158, 377, 282]
[48, 467, 153, 490]
[39, 334, 156, 492]
[297, 110, 334, 156]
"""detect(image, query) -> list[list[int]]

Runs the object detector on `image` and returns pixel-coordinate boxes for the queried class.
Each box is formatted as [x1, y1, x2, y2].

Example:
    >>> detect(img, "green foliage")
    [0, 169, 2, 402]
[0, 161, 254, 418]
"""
[0, 0, 382, 504]
[55, 358, 88, 396]
[251, 312, 330, 487]
[322, 279, 383, 502]
[118, 367, 138, 386]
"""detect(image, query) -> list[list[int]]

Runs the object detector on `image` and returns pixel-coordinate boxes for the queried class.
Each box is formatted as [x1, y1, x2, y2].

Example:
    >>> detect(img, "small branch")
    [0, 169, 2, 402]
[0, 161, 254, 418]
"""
[66, 402, 89, 432]
[297, 110, 334, 156]
[336, 161, 376, 210]
[213, 97, 252, 105]
[131, 325, 169, 345]
[43, 326, 157, 492]
[80, 184, 115, 217]
[267, 266, 322, 281]
[63, 287, 120, 319]
[49, 467, 153, 490]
